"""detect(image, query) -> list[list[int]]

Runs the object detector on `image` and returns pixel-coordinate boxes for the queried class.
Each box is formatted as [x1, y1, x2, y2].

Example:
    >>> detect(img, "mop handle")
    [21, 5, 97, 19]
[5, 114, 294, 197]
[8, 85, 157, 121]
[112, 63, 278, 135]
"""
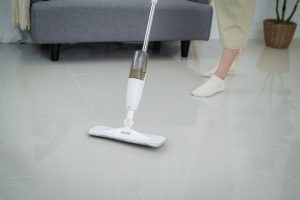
[142, 0, 158, 52]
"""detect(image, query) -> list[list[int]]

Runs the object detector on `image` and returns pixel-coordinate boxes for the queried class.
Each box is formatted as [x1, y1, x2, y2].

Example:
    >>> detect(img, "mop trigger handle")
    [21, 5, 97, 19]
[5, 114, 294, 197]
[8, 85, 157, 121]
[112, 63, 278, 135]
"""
[142, 0, 158, 52]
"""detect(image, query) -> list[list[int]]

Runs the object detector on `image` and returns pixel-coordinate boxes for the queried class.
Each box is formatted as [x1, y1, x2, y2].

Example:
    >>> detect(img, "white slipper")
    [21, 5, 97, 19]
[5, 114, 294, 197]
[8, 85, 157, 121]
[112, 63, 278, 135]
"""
[191, 75, 225, 97]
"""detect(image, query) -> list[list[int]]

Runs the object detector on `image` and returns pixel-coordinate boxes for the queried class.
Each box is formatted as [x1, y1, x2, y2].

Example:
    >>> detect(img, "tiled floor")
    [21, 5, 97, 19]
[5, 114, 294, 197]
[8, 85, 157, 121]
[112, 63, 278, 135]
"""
[0, 40, 299, 200]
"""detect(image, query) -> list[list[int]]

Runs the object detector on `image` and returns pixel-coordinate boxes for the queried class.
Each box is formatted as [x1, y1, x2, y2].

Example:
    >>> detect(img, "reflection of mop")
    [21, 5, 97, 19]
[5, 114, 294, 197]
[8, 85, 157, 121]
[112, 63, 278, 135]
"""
[88, 0, 167, 147]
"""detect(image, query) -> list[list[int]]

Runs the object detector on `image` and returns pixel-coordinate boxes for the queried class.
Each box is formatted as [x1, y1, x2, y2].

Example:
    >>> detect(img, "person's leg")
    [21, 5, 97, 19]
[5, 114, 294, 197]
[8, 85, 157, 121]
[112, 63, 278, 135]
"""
[214, 48, 240, 80]
[213, 0, 256, 79]
[201, 48, 242, 78]
[192, 0, 256, 97]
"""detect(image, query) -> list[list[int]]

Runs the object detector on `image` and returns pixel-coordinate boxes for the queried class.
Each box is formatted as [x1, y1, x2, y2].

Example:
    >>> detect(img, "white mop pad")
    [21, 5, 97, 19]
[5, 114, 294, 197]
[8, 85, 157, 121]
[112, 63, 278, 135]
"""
[89, 126, 167, 147]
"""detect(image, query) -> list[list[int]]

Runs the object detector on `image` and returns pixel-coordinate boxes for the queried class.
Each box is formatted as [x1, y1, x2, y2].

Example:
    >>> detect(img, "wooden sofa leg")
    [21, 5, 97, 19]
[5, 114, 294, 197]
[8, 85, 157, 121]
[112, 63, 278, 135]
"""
[181, 41, 190, 58]
[49, 44, 61, 61]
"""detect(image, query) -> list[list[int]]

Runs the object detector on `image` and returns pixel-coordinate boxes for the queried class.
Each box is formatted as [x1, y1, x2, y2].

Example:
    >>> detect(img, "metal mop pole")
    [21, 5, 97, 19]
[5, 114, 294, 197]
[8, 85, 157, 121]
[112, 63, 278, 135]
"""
[142, 0, 158, 52]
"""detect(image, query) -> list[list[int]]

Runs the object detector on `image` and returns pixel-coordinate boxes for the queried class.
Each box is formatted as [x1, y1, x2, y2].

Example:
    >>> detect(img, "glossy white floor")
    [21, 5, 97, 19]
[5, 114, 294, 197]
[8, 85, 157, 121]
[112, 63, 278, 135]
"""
[0, 40, 300, 200]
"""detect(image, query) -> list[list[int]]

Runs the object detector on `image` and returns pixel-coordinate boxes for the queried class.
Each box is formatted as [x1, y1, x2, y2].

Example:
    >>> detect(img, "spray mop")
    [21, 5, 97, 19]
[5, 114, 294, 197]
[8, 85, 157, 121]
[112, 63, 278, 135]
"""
[88, 0, 167, 147]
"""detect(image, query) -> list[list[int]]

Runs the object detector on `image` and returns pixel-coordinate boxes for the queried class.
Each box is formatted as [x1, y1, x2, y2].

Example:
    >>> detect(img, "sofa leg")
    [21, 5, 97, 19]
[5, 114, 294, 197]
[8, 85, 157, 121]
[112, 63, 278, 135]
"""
[153, 41, 161, 54]
[49, 44, 61, 61]
[181, 41, 190, 58]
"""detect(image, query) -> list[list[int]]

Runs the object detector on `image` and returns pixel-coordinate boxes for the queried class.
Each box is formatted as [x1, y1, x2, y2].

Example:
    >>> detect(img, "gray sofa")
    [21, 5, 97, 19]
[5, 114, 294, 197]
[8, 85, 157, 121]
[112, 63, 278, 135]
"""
[30, 0, 213, 61]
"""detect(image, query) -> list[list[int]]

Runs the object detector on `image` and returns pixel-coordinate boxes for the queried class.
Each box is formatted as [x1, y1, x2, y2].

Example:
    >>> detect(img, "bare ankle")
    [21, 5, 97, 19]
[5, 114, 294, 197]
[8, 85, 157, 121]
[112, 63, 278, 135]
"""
[214, 71, 226, 80]
[214, 48, 241, 80]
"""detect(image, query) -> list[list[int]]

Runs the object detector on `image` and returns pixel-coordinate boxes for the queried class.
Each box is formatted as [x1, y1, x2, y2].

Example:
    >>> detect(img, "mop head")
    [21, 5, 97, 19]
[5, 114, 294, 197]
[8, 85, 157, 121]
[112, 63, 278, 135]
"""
[88, 126, 167, 147]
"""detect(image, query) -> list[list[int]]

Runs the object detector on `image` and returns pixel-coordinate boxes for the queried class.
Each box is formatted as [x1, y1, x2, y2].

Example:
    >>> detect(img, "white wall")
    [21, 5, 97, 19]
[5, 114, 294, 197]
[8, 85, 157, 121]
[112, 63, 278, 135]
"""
[210, 0, 300, 39]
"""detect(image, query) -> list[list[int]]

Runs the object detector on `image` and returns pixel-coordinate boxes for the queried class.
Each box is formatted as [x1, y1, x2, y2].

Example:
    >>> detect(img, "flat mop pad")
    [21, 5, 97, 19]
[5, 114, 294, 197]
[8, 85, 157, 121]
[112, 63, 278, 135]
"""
[89, 126, 167, 147]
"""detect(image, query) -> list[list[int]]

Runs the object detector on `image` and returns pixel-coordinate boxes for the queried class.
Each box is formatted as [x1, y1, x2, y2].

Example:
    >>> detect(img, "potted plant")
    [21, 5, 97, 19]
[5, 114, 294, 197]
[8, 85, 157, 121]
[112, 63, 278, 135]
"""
[264, 0, 299, 48]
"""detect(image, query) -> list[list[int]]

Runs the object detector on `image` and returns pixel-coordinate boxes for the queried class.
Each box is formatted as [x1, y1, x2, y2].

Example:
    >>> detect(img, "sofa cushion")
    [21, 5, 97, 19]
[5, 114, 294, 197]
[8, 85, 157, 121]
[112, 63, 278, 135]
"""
[30, 0, 213, 43]
[34, 0, 207, 8]
[41, 0, 208, 4]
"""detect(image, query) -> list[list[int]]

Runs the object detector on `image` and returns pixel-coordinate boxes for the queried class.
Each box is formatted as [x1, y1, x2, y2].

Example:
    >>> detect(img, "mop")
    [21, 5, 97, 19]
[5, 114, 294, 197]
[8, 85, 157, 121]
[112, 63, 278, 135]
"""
[88, 0, 167, 147]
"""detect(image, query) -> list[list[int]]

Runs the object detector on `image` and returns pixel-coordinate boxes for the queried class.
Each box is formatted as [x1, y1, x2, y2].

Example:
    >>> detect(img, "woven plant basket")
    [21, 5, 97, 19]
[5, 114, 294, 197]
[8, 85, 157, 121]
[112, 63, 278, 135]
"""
[264, 19, 297, 49]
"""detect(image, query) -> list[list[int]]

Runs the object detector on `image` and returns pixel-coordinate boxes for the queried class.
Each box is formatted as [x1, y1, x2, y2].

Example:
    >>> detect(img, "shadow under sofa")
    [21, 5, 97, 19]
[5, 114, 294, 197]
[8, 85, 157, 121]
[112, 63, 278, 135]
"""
[30, 0, 213, 61]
